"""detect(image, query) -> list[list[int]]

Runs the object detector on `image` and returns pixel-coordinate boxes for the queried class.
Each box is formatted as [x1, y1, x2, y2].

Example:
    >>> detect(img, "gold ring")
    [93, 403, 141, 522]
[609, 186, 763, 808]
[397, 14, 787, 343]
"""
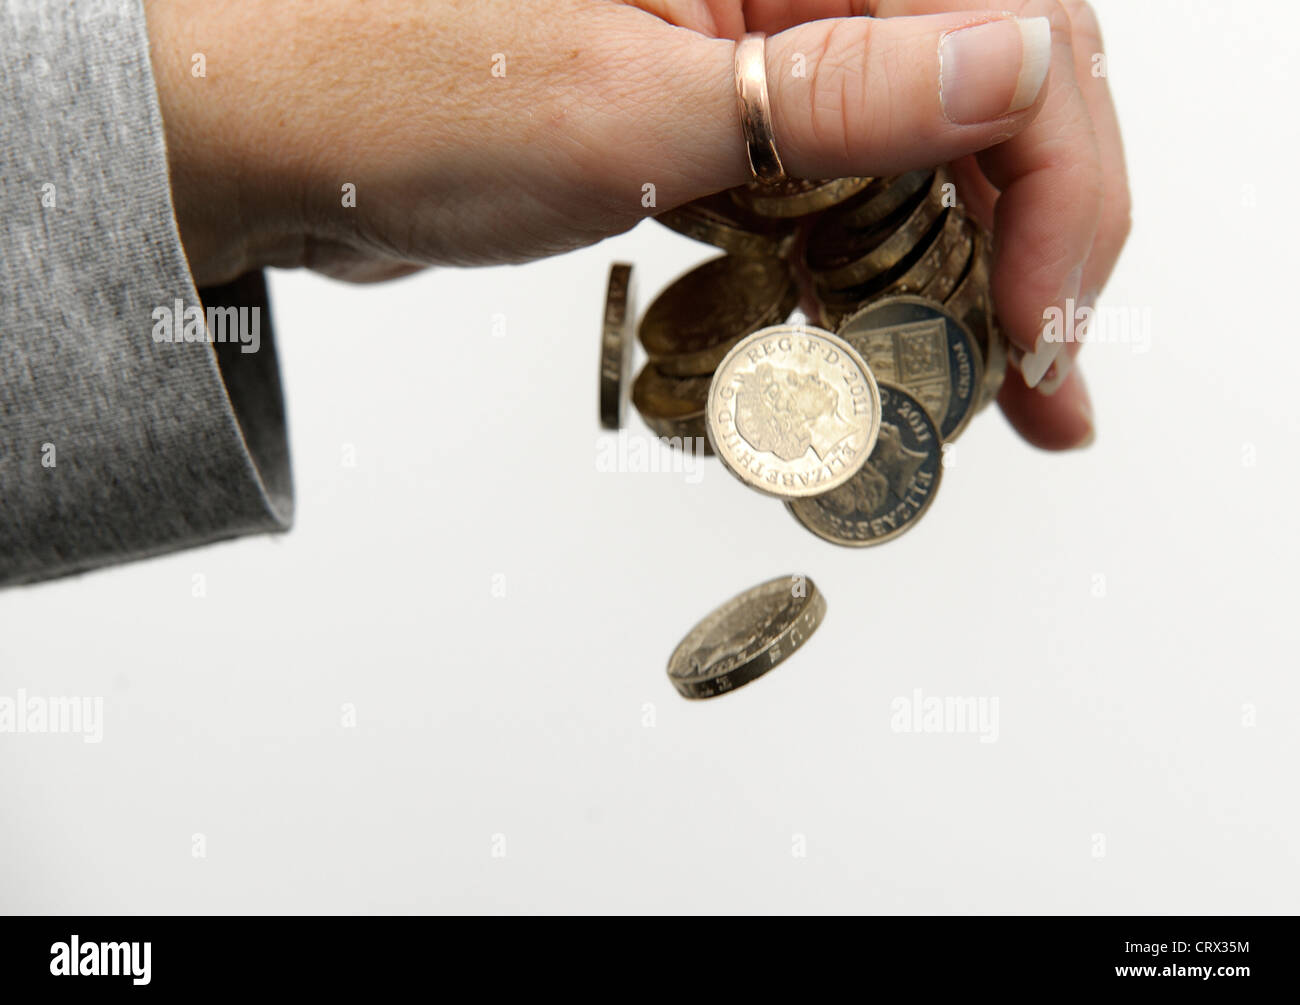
[734, 33, 786, 184]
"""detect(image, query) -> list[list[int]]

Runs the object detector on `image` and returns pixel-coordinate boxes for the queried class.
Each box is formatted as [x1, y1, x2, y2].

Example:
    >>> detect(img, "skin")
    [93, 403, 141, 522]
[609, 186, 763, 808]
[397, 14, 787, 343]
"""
[143, 0, 1129, 450]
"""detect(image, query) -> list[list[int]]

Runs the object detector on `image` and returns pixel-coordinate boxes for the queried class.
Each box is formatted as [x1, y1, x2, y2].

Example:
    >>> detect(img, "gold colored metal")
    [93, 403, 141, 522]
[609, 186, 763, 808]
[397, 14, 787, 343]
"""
[836, 170, 933, 230]
[655, 194, 797, 258]
[805, 169, 950, 289]
[631, 364, 714, 450]
[667, 575, 827, 699]
[638, 255, 796, 377]
[920, 210, 975, 305]
[814, 206, 969, 330]
[786, 383, 943, 547]
[837, 295, 983, 442]
[707, 324, 881, 499]
[599, 262, 636, 431]
[734, 33, 786, 184]
[729, 177, 873, 219]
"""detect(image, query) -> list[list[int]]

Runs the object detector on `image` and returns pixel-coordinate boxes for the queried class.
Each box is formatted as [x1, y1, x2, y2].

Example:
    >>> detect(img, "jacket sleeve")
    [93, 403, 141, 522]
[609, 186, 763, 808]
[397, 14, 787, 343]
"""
[1, 0, 293, 587]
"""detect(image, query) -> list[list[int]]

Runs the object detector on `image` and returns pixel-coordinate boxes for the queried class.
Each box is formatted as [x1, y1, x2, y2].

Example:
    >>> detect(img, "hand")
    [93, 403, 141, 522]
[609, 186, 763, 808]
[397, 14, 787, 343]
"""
[144, 0, 1128, 450]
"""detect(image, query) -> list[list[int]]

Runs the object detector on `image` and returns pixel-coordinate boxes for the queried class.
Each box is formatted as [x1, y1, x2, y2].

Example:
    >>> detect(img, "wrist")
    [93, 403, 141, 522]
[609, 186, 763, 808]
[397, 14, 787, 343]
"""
[141, 0, 305, 285]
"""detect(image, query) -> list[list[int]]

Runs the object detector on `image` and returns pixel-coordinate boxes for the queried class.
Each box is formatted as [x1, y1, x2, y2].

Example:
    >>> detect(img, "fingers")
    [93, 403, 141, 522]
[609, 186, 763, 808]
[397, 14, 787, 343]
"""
[740, 1, 871, 32]
[946, 153, 998, 231]
[766, 13, 1054, 178]
[1057, 0, 1131, 324]
[998, 360, 1092, 450]
[628, 0, 736, 35]
[631, 1, 873, 37]
[976, 2, 1100, 390]
[873, 0, 1105, 395]
[1028, 1, 1130, 398]
[631, 8, 1052, 208]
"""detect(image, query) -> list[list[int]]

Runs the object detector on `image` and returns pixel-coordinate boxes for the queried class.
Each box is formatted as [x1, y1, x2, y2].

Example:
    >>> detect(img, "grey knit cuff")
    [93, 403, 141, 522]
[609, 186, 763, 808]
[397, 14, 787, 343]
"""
[1, 0, 293, 587]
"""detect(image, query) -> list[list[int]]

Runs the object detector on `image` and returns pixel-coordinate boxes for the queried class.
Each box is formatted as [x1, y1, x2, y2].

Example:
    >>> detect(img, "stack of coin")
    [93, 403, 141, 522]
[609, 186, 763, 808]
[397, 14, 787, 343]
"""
[598, 169, 1011, 544]
[593, 170, 1017, 696]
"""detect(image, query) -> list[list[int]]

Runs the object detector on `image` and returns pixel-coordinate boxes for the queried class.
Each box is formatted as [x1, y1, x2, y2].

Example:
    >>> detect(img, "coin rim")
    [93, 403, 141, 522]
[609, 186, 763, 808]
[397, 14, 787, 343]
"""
[804, 169, 950, 289]
[730, 177, 873, 218]
[706, 324, 883, 500]
[653, 276, 798, 378]
[667, 576, 827, 699]
[785, 381, 945, 548]
[836, 293, 984, 443]
[599, 262, 636, 431]
[638, 254, 795, 369]
[654, 198, 797, 259]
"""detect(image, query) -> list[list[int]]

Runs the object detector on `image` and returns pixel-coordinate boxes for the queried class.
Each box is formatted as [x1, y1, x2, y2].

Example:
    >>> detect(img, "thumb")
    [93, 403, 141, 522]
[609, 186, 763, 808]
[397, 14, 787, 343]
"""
[639, 11, 1052, 203]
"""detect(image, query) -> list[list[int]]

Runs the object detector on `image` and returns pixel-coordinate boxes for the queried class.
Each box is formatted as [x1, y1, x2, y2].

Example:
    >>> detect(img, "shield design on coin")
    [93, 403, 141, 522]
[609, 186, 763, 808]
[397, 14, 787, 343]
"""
[860, 319, 950, 426]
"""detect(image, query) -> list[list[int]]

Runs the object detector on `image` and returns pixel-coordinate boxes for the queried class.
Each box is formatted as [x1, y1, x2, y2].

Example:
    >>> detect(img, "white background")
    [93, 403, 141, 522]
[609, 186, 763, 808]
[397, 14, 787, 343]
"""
[3, 0, 1297, 914]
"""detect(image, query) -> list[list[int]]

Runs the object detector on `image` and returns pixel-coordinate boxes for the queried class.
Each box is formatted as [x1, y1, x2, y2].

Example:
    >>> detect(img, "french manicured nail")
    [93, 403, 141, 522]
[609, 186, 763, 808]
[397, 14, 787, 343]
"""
[1027, 269, 1086, 390]
[939, 16, 1052, 125]
[1062, 265, 1085, 309]
[1038, 289, 1096, 396]
[1018, 336, 1062, 389]
[1036, 348, 1075, 396]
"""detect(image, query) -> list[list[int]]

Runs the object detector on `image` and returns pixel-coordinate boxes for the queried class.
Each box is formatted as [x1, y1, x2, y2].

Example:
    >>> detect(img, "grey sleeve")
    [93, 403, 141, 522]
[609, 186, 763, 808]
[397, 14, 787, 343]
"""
[1, 0, 293, 588]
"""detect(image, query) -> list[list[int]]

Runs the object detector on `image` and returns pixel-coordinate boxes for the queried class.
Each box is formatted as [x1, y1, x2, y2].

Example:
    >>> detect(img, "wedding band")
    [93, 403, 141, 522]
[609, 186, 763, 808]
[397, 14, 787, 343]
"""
[734, 33, 786, 184]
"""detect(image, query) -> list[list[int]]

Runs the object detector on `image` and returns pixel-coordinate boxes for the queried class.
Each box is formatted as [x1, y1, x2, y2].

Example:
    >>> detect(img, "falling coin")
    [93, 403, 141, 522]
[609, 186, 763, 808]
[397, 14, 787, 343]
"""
[631, 364, 714, 452]
[599, 262, 637, 431]
[655, 193, 797, 259]
[639, 255, 796, 377]
[837, 295, 983, 443]
[667, 575, 827, 699]
[786, 383, 944, 548]
[707, 324, 881, 499]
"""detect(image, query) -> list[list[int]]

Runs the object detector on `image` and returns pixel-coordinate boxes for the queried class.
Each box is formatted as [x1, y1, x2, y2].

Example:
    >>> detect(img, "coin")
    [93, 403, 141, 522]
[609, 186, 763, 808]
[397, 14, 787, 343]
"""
[920, 210, 974, 305]
[707, 324, 881, 499]
[837, 295, 983, 442]
[667, 575, 827, 699]
[729, 177, 873, 218]
[655, 194, 797, 259]
[977, 313, 1008, 410]
[786, 383, 943, 548]
[834, 170, 933, 230]
[813, 206, 965, 330]
[631, 365, 714, 452]
[945, 224, 990, 332]
[943, 227, 1003, 409]
[639, 255, 796, 377]
[804, 169, 950, 289]
[599, 262, 637, 430]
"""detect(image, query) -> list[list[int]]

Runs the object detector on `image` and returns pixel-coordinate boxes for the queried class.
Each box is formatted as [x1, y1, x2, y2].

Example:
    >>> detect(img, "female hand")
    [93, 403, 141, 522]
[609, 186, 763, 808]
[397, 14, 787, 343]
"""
[144, 0, 1128, 450]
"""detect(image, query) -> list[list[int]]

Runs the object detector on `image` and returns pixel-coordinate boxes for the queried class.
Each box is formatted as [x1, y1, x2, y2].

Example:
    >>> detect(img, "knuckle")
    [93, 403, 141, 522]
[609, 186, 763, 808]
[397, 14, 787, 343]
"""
[794, 19, 879, 160]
